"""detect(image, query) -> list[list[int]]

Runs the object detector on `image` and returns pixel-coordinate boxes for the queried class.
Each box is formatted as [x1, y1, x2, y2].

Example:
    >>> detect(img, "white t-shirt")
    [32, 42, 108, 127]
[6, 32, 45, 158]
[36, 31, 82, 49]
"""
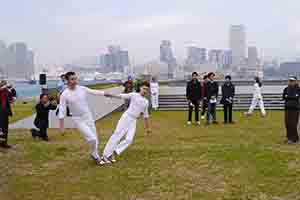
[150, 82, 159, 95]
[58, 85, 105, 119]
[253, 83, 262, 98]
[120, 92, 149, 119]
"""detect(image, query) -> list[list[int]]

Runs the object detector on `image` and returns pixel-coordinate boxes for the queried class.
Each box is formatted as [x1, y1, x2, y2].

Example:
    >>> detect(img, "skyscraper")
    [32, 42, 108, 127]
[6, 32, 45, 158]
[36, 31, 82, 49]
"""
[160, 40, 176, 79]
[186, 47, 207, 65]
[209, 49, 224, 67]
[248, 46, 258, 67]
[100, 46, 130, 73]
[223, 50, 232, 68]
[230, 25, 246, 66]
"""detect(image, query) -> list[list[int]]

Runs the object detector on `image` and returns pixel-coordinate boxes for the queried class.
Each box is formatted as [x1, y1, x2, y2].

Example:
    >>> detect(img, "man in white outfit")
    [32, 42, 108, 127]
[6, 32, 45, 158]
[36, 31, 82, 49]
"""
[245, 77, 266, 117]
[100, 81, 151, 165]
[59, 72, 107, 165]
[150, 77, 159, 110]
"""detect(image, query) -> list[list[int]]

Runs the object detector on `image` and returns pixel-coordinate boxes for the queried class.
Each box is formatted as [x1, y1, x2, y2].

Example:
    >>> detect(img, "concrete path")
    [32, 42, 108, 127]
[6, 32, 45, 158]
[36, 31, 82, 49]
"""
[10, 87, 124, 129]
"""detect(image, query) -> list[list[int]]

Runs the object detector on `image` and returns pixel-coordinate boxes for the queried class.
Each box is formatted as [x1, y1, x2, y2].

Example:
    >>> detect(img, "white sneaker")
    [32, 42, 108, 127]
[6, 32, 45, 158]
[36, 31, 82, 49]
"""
[99, 156, 112, 166]
[201, 115, 205, 120]
[187, 121, 192, 125]
[196, 121, 201, 126]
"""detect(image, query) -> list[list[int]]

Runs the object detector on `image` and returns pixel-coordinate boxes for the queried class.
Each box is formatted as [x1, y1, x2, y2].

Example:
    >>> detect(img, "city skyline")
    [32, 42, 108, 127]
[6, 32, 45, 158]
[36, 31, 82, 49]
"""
[1, 0, 300, 65]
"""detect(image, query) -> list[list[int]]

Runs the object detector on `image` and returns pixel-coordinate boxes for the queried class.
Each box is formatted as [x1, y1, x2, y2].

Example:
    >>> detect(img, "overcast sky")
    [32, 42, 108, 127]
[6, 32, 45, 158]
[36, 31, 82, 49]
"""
[1, 0, 300, 65]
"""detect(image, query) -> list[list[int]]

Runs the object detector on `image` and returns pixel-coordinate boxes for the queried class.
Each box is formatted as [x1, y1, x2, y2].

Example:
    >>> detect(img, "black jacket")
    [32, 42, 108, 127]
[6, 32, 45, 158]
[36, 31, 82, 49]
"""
[206, 80, 219, 100]
[186, 79, 202, 101]
[34, 103, 57, 129]
[283, 85, 300, 111]
[221, 82, 235, 104]
[0, 90, 12, 118]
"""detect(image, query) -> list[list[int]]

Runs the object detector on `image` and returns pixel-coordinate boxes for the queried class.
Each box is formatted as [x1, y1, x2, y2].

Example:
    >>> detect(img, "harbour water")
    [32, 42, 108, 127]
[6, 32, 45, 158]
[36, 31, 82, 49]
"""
[12, 80, 114, 99]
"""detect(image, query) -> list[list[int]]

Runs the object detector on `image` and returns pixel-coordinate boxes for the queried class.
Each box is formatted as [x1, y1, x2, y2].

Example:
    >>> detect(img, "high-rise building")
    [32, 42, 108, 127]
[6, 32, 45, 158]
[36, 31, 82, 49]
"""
[230, 25, 246, 66]
[186, 47, 207, 65]
[248, 46, 258, 67]
[223, 50, 232, 68]
[209, 49, 224, 66]
[100, 46, 130, 73]
[160, 40, 176, 79]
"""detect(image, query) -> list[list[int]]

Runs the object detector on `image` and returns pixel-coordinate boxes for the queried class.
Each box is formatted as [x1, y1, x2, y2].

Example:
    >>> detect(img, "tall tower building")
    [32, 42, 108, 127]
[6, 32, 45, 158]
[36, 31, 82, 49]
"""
[230, 25, 246, 66]
[160, 40, 176, 79]
[186, 47, 207, 65]
[248, 46, 258, 67]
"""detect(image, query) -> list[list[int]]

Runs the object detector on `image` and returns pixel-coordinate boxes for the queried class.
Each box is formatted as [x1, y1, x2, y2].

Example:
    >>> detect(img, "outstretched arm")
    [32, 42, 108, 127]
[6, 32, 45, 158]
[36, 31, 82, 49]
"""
[105, 93, 132, 100]
[84, 87, 106, 96]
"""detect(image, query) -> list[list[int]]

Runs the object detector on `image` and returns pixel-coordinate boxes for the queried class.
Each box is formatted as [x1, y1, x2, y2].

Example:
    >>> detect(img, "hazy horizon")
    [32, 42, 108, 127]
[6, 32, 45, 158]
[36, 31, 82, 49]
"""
[1, 0, 300, 65]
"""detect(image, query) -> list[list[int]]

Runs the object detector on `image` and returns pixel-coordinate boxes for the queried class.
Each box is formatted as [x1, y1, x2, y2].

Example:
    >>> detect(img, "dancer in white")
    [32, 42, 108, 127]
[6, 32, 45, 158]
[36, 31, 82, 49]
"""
[58, 72, 106, 165]
[150, 77, 159, 110]
[100, 81, 151, 165]
[245, 76, 266, 117]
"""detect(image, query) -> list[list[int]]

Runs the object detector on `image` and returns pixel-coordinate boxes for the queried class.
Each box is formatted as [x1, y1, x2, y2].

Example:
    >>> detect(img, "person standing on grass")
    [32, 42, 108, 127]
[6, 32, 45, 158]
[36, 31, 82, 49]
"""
[206, 72, 219, 125]
[150, 77, 159, 111]
[200, 75, 208, 120]
[221, 75, 235, 124]
[58, 71, 107, 165]
[100, 81, 151, 165]
[31, 94, 57, 141]
[282, 76, 300, 144]
[0, 81, 13, 149]
[186, 72, 202, 126]
[245, 77, 266, 117]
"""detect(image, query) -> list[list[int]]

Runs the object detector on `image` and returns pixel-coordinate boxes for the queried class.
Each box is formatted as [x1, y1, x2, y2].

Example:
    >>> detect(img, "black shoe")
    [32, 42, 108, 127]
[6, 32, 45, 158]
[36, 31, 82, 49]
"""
[41, 136, 49, 141]
[0, 143, 12, 149]
[31, 129, 38, 138]
[213, 121, 219, 125]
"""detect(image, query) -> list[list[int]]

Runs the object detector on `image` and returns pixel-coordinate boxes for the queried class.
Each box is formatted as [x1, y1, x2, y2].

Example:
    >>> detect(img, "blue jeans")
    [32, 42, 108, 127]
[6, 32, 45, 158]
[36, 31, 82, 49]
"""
[207, 103, 217, 123]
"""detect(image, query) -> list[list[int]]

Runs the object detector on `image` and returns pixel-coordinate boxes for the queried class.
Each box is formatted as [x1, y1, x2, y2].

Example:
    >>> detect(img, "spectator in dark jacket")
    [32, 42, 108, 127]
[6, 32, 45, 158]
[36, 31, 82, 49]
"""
[31, 94, 57, 141]
[283, 76, 300, 144]
[221, 75, 235, 124]
[186, 72, 202, 125]
[200, 75, 208, 120]
[206, 72, 219, 125]
[0, 81, 13, 149]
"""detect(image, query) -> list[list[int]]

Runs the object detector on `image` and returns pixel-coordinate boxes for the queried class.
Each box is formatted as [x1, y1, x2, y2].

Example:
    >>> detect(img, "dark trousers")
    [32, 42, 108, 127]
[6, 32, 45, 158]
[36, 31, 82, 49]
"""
[285, 110, 299, 142]
[223, 104, 233, 123]
[188, 100, 200, 122]
[32, 128, 48, 139]
[0, 116, 9, 145]
[201, 99, 208, 116]
[207, 103, 217, 123]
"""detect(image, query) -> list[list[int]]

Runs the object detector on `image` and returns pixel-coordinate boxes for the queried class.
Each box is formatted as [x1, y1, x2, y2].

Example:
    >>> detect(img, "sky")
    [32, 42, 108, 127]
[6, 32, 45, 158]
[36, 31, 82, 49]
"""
[1, 0, 300, 65]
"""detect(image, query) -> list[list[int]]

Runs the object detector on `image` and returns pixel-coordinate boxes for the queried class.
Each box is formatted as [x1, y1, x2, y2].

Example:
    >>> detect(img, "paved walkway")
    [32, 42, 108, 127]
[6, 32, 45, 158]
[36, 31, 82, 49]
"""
[10, 87, 124, 129]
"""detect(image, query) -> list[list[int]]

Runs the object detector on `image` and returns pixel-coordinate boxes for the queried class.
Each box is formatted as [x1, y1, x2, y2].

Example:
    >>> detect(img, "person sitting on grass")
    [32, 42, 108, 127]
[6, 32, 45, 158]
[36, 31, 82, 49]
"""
[31, 94, 57, 141]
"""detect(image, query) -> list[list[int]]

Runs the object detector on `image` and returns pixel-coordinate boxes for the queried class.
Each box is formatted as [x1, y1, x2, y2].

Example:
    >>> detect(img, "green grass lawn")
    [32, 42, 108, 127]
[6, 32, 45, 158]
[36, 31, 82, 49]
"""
[1, 111, 300, 200]
[10, 100, 36, 123]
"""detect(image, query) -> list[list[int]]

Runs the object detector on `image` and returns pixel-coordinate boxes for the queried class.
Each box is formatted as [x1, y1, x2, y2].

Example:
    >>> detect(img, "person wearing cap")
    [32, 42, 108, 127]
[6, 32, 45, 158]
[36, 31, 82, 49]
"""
[0, 80, 13, 148]
[200, 75, 209, 120]
[221, 75, 235, 124]
[186, 72, 202, 125]
[282, 76, 300, 144]
[206, 72, 219, 125]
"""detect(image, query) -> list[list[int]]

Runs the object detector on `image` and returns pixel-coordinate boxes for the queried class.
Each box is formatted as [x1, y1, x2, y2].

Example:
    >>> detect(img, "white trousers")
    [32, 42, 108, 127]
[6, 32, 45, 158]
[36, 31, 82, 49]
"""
[72, 113, 100, 159]
[103, 113, 137, 157]
[151, 93, 159, 109]
[248, 96, 266, 115]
